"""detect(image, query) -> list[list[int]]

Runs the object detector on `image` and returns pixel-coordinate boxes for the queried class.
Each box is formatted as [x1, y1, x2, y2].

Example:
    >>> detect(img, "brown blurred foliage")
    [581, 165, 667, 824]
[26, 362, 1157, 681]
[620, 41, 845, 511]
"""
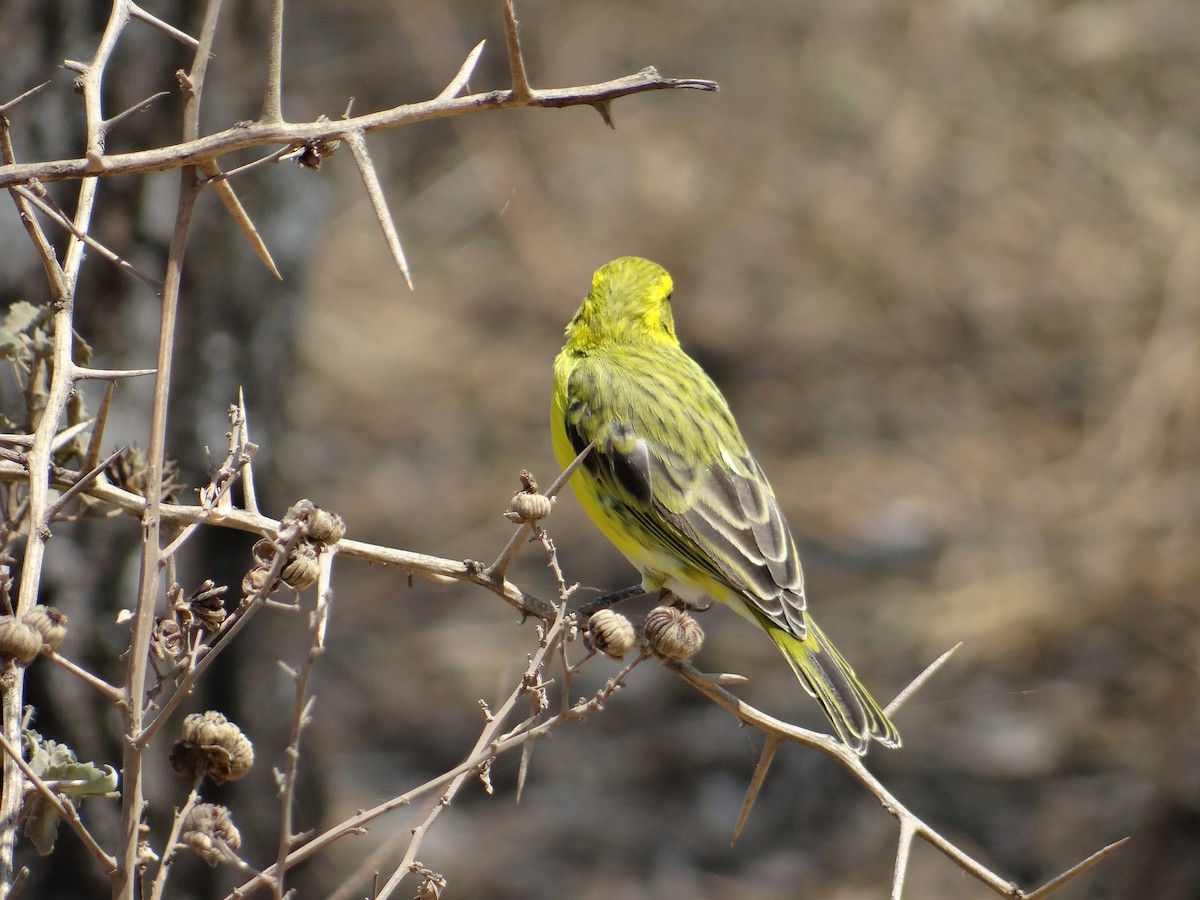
[3, 0, 1199, 897]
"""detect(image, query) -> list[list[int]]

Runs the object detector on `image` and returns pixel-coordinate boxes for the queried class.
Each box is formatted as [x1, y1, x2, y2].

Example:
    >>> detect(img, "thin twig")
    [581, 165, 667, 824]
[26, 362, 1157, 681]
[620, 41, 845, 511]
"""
[117, 4, 223, 896]
[12, 185, 162, 288]
[487, 442, 592, 579]
[1, 123, 66, 294]
[273, 548, 335, 897]
[262, 0, 285, 123]
[80, 381, 117, 474]
[0, 81, 52, 115]
[371, 605, 572, 900]
[885, 642, 961, 716]
[133, 515, 302, 750]
[237, 389, 260, 515]
[146, 780, 204, 900]
[669, 658, 1120, 898]
[0, 456, 562, 620]
[44, 446, 125, 520]
[891, 819, 917, 900]
[45, 651, 123, 703]
[0, 70, 719, 190]
[229, 636, 643, 899]
[103, 90, 171, 133]
[1023, 838, 1132, 900]
[129, 2, 199, 47]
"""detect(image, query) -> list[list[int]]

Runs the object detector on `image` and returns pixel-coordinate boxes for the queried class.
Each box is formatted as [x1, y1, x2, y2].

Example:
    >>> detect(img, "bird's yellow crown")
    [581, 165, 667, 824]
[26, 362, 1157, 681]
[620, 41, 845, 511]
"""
[564, 257, 678, 351]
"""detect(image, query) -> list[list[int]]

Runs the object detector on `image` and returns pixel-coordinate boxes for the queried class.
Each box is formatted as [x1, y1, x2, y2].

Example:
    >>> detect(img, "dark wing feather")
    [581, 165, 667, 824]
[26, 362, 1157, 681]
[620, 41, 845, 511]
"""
[562, 350, 809, 638]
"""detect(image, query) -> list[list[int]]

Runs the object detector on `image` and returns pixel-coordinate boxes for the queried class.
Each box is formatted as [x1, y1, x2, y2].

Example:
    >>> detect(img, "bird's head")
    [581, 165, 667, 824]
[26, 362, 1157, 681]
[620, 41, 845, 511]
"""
[564, 257, 678, 351]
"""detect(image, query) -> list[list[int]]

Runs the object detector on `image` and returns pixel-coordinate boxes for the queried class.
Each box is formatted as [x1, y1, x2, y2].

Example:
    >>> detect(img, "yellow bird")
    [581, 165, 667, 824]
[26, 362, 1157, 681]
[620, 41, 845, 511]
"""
[551, 257, 900, 754]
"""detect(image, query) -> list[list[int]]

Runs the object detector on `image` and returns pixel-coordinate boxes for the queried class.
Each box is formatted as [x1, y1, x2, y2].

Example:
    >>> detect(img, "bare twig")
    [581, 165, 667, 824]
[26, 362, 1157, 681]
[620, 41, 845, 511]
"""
[146, 780, 204, 900]
[1, 122, 66, 294]
[0, 456, 561, 621]
[370, 603, 572, 900]
[668, 658, 1122, 898]
[44, 446, 125, 520]
[487, 442, 592, 579]
[262, 0, 285, 123]
[12, 185, 162, 287]
[272, 548, 335, 897]
[129, 2, 199, 47]
[884, 641, 961, 716]
[0, 69, 718, 190]
[235, 626, 643, 900]
[133, 509, 304, 749]
[116, 4, 223, 896]
[891, 819, 918, 900]
[1024, 838, 1131, 900]
[0, 81, 52, 115]
[0, 0, 134, 878]
[236, 389, 261, 515]
[45, 650, 123, 703]
[103, 90, 171, 132]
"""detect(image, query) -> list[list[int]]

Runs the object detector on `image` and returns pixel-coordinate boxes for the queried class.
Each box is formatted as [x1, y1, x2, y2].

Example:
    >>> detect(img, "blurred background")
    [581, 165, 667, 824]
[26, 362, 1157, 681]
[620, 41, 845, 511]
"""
[3, 0, 1199, 897]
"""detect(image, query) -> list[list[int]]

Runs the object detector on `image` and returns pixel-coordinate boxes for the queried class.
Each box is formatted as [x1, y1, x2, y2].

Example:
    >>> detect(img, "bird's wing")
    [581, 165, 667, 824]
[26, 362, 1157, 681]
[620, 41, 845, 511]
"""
[561, 352, 809, 637]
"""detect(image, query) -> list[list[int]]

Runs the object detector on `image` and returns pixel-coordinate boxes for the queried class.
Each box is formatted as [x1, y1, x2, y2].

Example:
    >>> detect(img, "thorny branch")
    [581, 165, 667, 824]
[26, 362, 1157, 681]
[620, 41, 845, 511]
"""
[669, 655, 1127, 899]
[0, 1, 1126, 898]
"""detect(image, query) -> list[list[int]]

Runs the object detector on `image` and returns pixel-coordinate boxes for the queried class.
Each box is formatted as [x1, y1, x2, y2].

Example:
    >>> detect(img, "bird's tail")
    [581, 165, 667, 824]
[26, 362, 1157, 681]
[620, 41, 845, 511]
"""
[765, 616, 901, 754]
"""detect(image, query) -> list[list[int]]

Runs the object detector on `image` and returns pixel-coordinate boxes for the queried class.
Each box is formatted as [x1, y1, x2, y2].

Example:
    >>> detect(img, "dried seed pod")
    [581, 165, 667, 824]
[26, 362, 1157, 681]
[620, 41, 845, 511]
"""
[250, 537, 276, 567]
[182, 581, 228, 632]
[106, 445, 182, 502]
[240, 565, 271, 597]
[643, 606, 704, 660]
[304, 507, 346, 546]
[0, 615, 44, 664]
[504, 490, 554, 524]
[171, 711, 254, 785]
[150, 619, 184, 661]
[586, 609, 637, 660]
[181, 803, 241, 866]
[280, 541, 320, 590]
[22, 605, 68, 651]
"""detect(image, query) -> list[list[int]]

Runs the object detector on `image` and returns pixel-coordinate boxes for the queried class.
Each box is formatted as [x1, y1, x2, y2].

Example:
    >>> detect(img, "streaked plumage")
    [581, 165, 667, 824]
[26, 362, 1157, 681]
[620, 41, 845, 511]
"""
[551, 256, 900, 754]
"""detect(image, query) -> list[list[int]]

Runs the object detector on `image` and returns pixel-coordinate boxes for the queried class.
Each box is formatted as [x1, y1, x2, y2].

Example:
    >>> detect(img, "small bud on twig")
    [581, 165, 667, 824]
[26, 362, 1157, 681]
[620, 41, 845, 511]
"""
[0, 615, 44, 664]
[279, 540, 320, 590]
[586, 609, 637, 660]
[180, 803, 242, 866]
[22, 605, 68, 651]
[504, 469, 555, 524]
[643, 606, 704, 660]
[170, 711, 255, 785]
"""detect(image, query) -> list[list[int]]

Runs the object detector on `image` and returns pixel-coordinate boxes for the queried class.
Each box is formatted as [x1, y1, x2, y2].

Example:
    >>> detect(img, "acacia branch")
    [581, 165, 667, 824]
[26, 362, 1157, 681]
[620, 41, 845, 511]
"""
[115, 3, 222, 896]
[0, 457, 559, 621]
[0, 68, 717, 190]
[668, 658, 1124, 898]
